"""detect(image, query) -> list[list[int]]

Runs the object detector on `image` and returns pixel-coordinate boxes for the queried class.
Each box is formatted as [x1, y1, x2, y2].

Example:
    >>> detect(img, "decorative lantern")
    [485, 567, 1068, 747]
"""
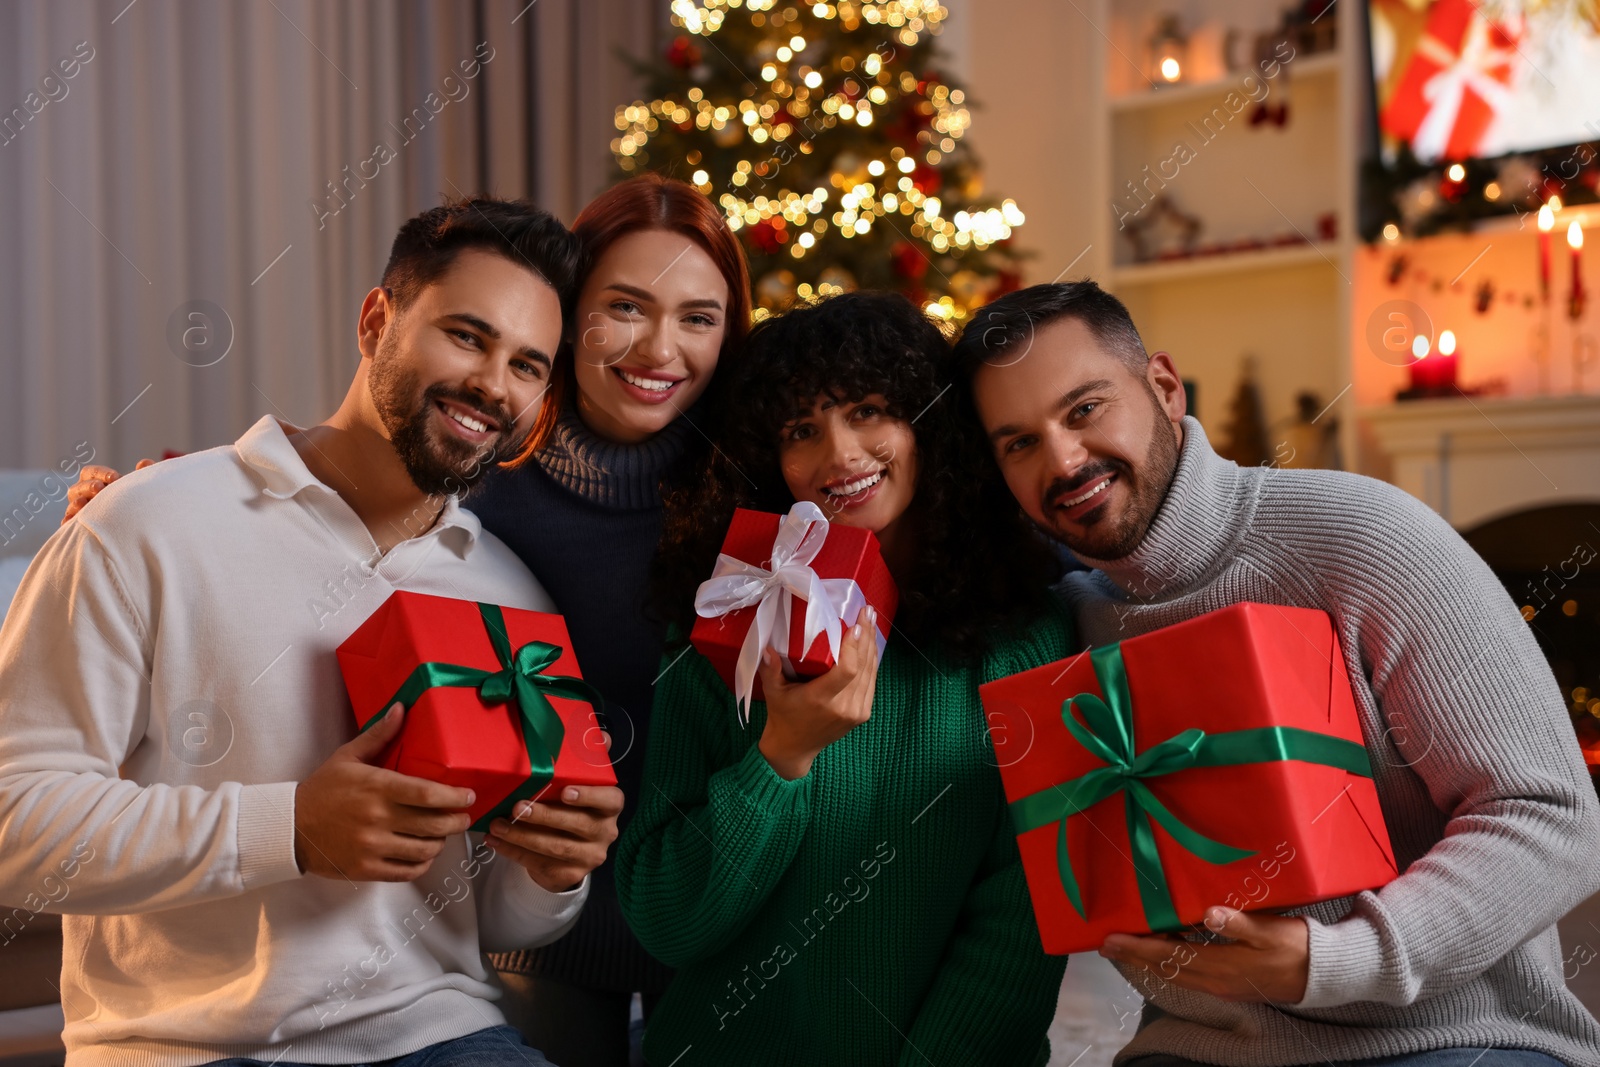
[1149, 15, 1188, 86]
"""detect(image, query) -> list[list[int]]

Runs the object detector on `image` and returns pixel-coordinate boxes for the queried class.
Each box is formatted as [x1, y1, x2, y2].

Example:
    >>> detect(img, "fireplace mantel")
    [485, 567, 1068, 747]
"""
[1360, 395, 1600, 531]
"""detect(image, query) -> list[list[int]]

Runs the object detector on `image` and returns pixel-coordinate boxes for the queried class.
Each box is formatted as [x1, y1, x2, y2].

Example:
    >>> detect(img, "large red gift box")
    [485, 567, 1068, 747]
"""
[979, 602, 1397, 955]
[1378, 0, 1520, 163]
[692, 502, 897, 714]
[337, 591, 615, 831]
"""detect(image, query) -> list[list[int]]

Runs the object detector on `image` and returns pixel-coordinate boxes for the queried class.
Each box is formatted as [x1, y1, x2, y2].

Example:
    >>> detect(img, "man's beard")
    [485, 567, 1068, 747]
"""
[367, 337, 522, 497]
[1041, 384, 1180, 561]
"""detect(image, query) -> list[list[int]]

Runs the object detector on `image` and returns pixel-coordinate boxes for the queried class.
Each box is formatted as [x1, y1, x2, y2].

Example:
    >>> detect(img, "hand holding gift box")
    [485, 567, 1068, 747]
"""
[337, 591, 616, 833]
[692, 501, 897, 720]
[980, 602, 1397, 956]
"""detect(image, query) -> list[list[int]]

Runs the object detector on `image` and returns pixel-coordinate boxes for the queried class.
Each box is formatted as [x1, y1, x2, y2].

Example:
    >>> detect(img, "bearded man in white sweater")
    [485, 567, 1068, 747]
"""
[0, 198, 623, 1067]
[958, 281, 1600, 1067]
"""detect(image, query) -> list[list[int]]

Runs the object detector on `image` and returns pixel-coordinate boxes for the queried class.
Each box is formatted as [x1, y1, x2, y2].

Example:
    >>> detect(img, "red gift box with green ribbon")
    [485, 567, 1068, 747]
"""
[337, 591, 616, 832]
[979, 602, 1398, 955]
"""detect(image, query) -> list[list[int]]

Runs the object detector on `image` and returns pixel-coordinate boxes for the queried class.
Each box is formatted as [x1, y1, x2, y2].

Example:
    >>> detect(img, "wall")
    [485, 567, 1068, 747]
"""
[945, 0, 1107, 287]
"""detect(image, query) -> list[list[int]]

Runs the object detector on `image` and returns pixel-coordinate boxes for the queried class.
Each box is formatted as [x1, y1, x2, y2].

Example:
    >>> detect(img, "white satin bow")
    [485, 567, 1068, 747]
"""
[693, 501, 865, 723]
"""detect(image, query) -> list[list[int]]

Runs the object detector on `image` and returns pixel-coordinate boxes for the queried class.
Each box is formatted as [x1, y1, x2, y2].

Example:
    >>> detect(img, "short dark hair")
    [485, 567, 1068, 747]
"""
[953, 280, 1148, 376]
[380, 196, 582, 315]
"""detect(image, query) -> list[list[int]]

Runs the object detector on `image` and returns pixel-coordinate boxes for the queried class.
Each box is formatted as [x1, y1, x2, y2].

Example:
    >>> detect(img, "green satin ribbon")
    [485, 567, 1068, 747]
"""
[359, 602, 604, 832]
[1009, 643, 1372, 932]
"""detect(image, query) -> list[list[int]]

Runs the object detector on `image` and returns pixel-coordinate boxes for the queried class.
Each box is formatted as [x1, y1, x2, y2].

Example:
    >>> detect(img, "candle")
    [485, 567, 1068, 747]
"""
[1408, 330, 1459, 395]
[1538, 204, 1554, 299]
[1571, 219, 1586, 320]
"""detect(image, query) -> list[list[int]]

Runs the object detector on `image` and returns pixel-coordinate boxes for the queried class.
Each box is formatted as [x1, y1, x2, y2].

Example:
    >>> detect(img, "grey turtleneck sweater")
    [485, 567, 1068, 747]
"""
[469, 402, 697, 995]
[1056, 417, 1600, 1067]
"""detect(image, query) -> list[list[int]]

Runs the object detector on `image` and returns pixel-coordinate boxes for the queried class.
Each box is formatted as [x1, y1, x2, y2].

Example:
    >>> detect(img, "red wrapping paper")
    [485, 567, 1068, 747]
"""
[980, 602, 1398, 955]
[337, 591, 615, 829]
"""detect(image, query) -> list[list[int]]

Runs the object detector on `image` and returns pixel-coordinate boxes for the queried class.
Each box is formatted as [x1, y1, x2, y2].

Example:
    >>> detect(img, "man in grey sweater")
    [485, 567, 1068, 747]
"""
[955, 281, 1600, 1067]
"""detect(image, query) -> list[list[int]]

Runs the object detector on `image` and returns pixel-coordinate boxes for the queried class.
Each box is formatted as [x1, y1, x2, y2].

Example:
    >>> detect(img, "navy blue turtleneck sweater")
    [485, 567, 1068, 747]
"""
[470, 403, 694, 995]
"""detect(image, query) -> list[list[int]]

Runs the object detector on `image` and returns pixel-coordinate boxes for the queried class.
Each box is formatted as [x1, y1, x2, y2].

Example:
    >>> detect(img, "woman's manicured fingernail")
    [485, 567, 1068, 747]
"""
[563, 787, 580, 803]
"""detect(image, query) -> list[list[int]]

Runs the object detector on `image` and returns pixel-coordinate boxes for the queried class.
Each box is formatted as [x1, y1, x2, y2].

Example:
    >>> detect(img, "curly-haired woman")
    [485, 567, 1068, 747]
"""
[617, 290, 1074, 1066]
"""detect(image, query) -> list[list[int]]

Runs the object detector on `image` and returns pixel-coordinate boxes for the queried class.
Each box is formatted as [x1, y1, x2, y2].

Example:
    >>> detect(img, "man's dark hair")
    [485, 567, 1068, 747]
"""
[953, 280, 1148, 376]
[380, 196, 582, 315]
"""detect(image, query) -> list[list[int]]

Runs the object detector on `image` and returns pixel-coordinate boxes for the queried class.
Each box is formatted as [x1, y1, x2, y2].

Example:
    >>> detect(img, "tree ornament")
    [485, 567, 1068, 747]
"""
[891, 240, 929, 280]
[666, 35, 702, 70]
[1475, 278, 1496, 313]
[748, 217, 786, 255]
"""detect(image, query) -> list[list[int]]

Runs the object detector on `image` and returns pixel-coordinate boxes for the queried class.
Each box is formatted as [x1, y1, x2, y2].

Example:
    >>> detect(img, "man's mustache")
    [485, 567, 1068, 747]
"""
[1043, 461, 1125, 511]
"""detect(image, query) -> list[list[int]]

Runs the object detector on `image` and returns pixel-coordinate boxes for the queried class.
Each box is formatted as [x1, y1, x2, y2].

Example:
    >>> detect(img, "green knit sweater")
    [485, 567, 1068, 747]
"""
[616, 601, 1074, 1066]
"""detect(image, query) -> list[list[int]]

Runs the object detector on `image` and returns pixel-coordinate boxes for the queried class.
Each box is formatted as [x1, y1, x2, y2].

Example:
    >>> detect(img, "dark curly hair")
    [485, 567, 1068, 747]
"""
[653, 289, 1060, 661]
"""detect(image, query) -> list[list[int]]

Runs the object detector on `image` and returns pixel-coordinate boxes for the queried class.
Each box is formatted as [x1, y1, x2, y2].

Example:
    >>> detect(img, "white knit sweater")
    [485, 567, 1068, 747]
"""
[0, 416, 587, 1067]
[1057, 417, 1600, 1067]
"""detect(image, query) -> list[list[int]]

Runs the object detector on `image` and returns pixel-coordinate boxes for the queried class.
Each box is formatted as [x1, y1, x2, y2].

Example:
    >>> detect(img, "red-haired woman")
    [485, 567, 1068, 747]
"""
[61, 174, 752, 1067]
[471, 174, 750, 1067]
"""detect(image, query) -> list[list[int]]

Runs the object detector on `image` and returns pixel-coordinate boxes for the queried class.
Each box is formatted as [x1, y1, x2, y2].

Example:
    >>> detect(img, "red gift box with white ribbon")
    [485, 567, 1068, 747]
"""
[691, 502, 898, 720]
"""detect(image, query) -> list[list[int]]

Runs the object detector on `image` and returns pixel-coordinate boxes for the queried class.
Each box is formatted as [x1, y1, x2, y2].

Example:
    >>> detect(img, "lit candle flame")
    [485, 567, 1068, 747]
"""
[1159, 57, 1181, 81]
[1539, 205, 1555, 233]
[1438, 330, 1456, 356]
[1570, 220, 1585, 250]
[1412, 334, 1431, 360]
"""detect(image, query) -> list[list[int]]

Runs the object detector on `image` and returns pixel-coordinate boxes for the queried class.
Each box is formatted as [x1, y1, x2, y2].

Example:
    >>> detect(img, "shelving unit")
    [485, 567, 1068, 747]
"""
[1109, 241, 1343, 286]
[1108, 50, 1341, 113]
[1084, 0, 1363, 464]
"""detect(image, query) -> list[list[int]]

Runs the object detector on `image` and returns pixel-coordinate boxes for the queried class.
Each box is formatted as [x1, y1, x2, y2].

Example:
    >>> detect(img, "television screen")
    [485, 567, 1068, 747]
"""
[1369, 0, 1600, 164]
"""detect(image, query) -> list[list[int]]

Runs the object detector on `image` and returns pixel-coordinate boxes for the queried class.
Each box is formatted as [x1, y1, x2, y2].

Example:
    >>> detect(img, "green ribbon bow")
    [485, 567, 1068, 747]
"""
[1009, 643, 1372, 932]
[360, 603, 604, 832]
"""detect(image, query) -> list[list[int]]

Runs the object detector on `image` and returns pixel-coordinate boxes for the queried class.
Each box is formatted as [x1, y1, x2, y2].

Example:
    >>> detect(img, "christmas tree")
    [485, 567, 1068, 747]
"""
[613, 0, 1027, 325]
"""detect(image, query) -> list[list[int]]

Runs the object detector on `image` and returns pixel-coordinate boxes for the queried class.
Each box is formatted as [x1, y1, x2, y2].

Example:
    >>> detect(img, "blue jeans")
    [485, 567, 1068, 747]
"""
[1131, 1051, 1568, 1067]
[201, 1025, 555, 1067]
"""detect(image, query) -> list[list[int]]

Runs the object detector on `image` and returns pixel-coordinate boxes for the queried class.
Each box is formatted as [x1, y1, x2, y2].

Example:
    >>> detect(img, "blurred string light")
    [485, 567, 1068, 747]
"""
[670, 0, 947, 39]
[612, 0, 1024, 324]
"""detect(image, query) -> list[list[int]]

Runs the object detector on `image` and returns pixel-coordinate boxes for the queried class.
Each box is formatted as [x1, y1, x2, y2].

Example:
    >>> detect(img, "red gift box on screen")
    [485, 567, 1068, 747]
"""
[979, 602, 1397, 956]
[692, 502, 898, 719]
[1378, 0, 1520, 163]
[337, 591, 615, 832]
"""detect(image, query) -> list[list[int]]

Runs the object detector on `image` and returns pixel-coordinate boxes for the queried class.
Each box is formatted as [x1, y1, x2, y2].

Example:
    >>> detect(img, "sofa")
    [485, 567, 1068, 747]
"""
[0, 471, 70, 1065]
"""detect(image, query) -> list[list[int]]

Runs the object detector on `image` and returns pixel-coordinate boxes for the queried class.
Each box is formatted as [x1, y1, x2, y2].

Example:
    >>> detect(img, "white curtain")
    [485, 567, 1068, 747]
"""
[0, 0, 663, 470]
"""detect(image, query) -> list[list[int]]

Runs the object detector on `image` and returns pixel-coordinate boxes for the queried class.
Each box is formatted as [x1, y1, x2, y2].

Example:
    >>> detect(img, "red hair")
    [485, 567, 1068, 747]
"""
[511, 174, 752, 462]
